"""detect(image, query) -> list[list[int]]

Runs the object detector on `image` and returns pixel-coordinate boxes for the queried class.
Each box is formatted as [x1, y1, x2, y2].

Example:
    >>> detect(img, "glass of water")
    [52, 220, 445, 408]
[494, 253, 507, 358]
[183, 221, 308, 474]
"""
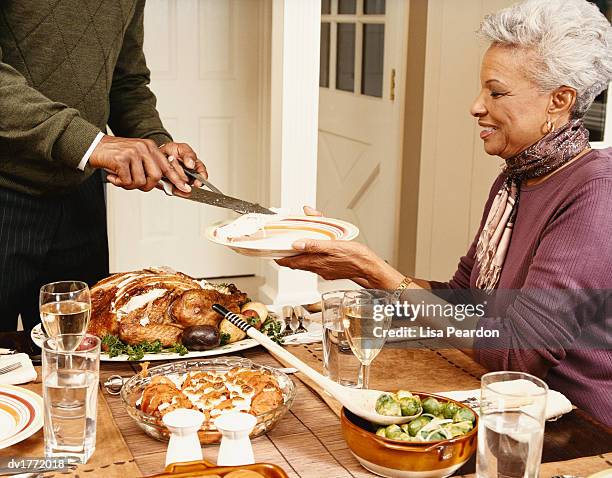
[321, 290, 362, 387]
[341, 290, 393, 389]
[477, 371, 548, 478]
[42, 334, 100, 464]
[40, 281, 91, 351]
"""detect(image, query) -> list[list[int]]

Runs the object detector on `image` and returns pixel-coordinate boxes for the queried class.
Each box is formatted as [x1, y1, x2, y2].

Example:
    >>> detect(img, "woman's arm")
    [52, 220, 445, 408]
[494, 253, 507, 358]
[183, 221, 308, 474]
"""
[277, 239, 429, 289]
[475, 177, 612, 377]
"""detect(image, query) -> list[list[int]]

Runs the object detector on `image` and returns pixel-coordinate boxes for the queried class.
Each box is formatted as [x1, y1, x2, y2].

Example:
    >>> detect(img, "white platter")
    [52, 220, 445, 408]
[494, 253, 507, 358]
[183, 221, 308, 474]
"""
[0, 385, 43, 450]
[205, 216, 359, 259]
[31, 308, 285, 362]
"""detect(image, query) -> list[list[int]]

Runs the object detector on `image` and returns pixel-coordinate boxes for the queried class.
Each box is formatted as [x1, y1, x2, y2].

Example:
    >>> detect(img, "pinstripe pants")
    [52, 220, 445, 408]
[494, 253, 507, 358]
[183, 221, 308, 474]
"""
[0, 171, 109, 332]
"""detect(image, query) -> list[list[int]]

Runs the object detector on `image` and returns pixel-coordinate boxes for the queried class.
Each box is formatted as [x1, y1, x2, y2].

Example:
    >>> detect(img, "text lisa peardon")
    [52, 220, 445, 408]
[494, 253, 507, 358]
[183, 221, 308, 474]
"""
[373, 326, 500, 339]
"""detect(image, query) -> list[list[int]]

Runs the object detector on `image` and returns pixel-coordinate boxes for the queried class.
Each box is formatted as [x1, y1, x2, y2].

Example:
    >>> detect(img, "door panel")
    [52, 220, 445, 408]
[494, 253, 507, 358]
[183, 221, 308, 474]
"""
[317, 0, 407, 264]
[106, 0, 264, 278]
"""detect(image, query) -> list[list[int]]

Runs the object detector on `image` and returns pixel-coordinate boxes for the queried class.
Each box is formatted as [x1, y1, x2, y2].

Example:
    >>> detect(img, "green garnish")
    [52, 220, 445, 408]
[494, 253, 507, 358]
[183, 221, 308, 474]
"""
[220, 332, 232, 346]
[169, 343, 189, 356]
[261, 316, 284, 345]
[101, 335, 186, 360]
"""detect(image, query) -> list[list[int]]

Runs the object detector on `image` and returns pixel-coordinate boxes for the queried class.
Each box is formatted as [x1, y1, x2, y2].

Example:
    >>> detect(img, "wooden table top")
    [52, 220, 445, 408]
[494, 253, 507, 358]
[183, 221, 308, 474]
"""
[95, 348, 612, 477]
[2, 331, 611, 477]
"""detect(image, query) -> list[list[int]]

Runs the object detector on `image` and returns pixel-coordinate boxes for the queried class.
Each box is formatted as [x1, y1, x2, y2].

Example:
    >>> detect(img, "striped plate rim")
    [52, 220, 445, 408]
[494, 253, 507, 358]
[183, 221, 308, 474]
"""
[0, 385, 43, 450]
[207, 216, 359, 250]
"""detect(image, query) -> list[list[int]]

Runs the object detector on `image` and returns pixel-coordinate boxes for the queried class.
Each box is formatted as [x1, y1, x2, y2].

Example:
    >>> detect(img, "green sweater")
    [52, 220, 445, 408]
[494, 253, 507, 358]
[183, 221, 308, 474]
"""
[0, 0, 172, 195]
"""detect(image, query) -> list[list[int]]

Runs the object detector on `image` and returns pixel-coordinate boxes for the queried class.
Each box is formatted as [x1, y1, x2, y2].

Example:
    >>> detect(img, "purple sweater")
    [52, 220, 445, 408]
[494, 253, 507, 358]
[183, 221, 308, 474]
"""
[432, 148, 612, 426]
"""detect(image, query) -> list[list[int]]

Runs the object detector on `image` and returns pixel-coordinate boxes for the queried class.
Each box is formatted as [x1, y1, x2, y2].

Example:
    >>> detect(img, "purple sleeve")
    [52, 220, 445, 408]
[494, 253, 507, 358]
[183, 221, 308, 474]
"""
[476, 178, 612, 376]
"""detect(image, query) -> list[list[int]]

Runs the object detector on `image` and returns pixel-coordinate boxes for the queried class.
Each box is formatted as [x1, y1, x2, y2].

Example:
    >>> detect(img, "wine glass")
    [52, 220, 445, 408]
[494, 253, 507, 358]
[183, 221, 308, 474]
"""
[341, 290, 393, 389]
[39, 281, 91, 351]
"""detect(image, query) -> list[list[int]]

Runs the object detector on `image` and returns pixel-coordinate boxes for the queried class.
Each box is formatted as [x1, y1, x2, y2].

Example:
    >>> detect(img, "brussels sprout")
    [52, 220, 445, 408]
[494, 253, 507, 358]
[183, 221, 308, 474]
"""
[422, 397, 442, 415]
[375, 394, 402, 416]
[398, 433, 412, 441]
[376, 427, 387, 437]
[384, 424, 403, 439]
[453, 407, 475, 423]
[400, 423, 411, 434]
[443, 402, 461, 419]
[396, 390, 414, 400]
[407, 416, 432, 436]
[400, 397, 421, 417]
[447, 420, 474, 437]
[426, 431, 447, 441]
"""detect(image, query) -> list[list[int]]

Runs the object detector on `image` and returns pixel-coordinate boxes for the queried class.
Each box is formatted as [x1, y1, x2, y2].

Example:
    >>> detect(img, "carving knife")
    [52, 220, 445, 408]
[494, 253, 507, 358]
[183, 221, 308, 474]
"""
[158, 178, 274, 215]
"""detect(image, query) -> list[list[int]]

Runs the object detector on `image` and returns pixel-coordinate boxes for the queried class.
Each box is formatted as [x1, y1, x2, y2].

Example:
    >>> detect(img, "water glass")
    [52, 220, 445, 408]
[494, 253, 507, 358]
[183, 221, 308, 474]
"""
[42, 334, 101, 464]
[477, 371, 548, 478]
[321, 291, 362, 387]
[341, 290, 393, 389]
[40, 281, 91, 351]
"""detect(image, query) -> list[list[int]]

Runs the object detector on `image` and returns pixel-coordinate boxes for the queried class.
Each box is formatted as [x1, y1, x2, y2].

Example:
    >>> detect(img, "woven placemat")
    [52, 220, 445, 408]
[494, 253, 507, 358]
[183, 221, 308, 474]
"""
[457, 452, 612, 478]
[273, 341, 485, 416]
[0, 369, 141, 478]
[271, 343, 612, 478]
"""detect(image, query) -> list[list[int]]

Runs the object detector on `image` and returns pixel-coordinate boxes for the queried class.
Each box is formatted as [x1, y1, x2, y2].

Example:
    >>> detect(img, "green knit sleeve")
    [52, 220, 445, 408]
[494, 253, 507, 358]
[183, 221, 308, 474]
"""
[0, 45, 101, 171]
[107, 0, 173, 146]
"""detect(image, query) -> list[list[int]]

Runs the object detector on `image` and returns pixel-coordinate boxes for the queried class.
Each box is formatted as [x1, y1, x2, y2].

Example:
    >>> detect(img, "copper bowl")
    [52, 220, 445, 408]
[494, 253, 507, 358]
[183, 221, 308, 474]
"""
[341, 392, 478, 478]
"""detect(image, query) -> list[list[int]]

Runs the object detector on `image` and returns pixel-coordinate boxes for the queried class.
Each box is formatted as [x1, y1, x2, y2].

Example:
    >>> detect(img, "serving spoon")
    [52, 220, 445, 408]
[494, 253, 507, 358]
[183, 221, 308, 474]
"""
[212, 304, 416, 426]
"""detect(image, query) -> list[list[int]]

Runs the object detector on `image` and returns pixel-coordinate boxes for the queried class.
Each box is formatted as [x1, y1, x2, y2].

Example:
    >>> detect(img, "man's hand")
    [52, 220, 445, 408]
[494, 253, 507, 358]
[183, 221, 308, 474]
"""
[89, 136, 205, 193]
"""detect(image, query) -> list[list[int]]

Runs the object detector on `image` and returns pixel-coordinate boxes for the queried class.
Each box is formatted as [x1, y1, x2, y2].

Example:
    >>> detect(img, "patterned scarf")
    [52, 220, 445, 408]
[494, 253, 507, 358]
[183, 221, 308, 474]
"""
[475, 118, 590, 292]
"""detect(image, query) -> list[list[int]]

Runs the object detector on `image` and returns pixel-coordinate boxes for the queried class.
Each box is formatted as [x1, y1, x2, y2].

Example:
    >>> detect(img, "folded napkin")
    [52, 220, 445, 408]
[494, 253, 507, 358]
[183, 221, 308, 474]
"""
[282, 330, 322, 345]
[437, 379, 573, 421]
[282, 319, 323, 345]
[0, 353, 37, 385]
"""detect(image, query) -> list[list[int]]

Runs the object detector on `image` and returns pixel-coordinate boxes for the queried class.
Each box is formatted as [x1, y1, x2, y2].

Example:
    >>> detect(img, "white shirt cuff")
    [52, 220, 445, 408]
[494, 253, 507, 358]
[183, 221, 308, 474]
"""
[77, 131, 105, 171]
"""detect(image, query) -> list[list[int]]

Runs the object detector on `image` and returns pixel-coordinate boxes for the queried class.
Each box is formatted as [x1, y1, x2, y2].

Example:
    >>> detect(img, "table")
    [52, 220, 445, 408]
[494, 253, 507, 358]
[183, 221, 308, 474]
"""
[2, 332, 611, 477]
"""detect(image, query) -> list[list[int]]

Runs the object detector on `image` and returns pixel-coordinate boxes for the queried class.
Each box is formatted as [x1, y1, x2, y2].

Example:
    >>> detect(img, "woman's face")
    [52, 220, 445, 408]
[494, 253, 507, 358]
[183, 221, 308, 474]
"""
[471, 45, 553, 159]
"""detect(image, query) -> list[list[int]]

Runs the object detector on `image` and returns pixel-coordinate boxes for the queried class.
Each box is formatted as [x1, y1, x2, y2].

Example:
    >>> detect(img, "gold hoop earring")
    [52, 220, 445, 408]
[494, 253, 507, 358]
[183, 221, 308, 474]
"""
[545, 119, 555, 134]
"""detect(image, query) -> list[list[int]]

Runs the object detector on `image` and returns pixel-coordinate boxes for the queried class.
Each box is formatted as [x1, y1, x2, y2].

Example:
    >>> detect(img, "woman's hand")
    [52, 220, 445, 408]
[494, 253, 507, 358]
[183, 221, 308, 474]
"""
[278, 205, 403, 288]
[279, 205, 404, 288]
[276, 240, 376, 287]
[302, 205, 322, 217]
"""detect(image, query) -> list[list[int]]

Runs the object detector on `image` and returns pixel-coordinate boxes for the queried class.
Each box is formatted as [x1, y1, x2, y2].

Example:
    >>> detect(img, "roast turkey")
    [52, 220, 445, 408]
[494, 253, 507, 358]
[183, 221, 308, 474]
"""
[89, 268, 248, 346]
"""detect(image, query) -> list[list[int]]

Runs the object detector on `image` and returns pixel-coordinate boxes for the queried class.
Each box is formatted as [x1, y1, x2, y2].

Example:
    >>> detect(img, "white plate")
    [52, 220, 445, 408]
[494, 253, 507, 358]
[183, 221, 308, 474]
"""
[0, 385, 43, 450]
[31, 311, 285, 362]
[205, 216, 359, 259]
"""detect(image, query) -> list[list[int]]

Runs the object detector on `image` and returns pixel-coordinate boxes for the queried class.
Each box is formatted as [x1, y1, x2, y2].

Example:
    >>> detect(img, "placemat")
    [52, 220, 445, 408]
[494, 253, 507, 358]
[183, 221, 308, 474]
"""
[457, 453, 612, 478]
[0, 368, 140, 478]
[275, 341, 485, 416]
[271, 343, 612, 478]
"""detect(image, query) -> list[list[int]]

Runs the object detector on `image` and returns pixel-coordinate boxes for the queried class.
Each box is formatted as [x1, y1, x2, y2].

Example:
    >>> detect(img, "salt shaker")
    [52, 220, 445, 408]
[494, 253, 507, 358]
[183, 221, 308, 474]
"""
[163, 408, 205, 466]
[214, 412, 257, 466]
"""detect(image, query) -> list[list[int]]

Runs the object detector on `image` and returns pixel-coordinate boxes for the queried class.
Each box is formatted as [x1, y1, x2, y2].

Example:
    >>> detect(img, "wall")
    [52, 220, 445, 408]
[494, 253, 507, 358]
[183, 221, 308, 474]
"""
[409, 0, 515, 282]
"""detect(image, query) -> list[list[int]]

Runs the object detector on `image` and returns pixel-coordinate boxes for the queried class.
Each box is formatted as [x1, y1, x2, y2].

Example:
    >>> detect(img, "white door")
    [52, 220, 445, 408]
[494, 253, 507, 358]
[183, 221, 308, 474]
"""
[106, 0, 266, 278]
[317, 0, 408, 265]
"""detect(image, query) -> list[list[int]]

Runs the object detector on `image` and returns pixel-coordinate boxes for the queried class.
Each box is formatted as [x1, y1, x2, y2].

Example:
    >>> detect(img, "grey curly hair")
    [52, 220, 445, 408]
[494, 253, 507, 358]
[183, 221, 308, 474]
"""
[478, 0, 612, 117]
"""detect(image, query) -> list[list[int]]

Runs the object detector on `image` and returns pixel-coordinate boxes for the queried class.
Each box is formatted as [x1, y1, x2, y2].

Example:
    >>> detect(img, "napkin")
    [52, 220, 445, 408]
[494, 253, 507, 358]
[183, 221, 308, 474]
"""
[0, 353, 37, 385]
[282, 318, 323, 345]
[437, 379, 573, 421]
[282, 330, 323, 345]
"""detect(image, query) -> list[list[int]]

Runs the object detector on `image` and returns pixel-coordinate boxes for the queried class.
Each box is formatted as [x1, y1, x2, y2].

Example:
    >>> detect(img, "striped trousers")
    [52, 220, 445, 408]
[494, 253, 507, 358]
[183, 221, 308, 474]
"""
[0, 171, 109, 332]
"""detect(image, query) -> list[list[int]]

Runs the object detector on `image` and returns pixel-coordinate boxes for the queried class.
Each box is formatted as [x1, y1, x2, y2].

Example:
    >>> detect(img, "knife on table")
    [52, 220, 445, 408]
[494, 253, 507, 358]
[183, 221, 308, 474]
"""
[158, 177, 275, 215]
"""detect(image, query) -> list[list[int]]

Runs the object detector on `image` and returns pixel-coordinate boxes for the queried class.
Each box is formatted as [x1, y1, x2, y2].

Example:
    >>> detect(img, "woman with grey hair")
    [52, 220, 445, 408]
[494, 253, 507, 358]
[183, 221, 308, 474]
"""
[279, 0, 612, 425]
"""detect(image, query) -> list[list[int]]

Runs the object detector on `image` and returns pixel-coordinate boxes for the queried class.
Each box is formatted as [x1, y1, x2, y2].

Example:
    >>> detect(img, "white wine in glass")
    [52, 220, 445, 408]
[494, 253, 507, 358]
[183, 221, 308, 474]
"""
[341, 290, 393, 389]
[40, 281, 91, 351]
